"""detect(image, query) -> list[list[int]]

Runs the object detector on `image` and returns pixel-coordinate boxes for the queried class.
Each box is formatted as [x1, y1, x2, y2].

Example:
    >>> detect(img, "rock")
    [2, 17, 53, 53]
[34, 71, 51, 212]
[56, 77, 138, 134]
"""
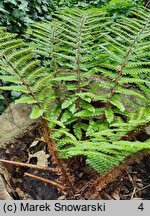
[0, 174, 13, 200]
[0, 103, 41, 200]
[0, 103, 40, 148]
[145, 125, 150, 135]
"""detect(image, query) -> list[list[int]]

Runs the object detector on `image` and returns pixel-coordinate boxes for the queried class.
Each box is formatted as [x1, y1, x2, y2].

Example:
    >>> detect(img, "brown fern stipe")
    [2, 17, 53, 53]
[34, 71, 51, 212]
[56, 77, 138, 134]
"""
[41, 118, 74, 189]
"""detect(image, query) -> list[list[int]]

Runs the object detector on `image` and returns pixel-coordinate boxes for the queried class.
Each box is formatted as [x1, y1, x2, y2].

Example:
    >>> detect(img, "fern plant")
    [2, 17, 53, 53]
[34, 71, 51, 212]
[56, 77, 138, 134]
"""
[0, 7, 150, 194]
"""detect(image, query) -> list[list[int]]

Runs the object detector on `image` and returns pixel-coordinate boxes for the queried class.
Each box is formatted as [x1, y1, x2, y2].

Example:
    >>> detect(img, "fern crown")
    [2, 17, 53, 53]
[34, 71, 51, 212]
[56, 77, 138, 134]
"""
[0, 7, 150, 174]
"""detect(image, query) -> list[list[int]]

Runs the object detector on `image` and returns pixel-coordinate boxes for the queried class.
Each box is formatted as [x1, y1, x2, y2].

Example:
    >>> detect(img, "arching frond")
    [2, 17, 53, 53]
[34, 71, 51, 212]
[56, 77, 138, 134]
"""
[0, 7, 150, 175]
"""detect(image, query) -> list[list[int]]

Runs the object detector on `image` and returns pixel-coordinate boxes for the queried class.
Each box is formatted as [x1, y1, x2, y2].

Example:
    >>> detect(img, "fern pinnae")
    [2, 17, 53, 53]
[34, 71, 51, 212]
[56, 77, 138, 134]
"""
[55, 46, 75, 55]
[33, 74, 52, 92]
[29, 36, 52, 50]
[54, 52, 75, 62]
[0, 85, 29, 93]
[126, 61, 150, 67]
[28, 30, 50, 42]
[105, 11, 150, 105]
[54, 38, 77, 48]
[115, 86, 146, 100]
[130, 52, 150, 61]
[15, 53, 34, 71]
[124, 17, 143, 29]
[0, 75, 21, 84]
[55, 24, 78, 38]
[56, 31, 77, 43]
[122, 20, 140, 32]
[112, 25, 135, 40]
[86, 15, 107, 24]
[118, 77, 150, 85]
[27, 67, 46, 83]
[131, 8, 150, 21]
[20, 60, 41, 76]
[105, 34, 126, 52]
[138, 84, 150, 100]
[111, 23, 135, 39]
[135, 44, 150, 52]
[0, 32, 22, 46]
[110, 29, 133, 45]
[100, 45, 123, 62]
[123, 68, 150, 75]
[6, 48, 33, 62]
[54, 14, 79, 28]
[0, 34, 18, 45]
[1, 41, 25, 55]
[1, 54, 40, 106]
[114, 23, 138, 35]
[27, 22, 52, 37]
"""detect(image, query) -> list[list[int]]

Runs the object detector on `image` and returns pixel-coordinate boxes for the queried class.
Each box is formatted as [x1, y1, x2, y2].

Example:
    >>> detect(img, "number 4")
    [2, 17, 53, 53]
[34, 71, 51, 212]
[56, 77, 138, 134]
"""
[138, 203, 144, 211]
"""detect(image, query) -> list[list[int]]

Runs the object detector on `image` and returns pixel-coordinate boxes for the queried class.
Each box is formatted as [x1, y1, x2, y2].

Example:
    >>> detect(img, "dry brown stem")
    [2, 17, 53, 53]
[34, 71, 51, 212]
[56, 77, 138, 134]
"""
[0, 159, 55, 172]
[24, 172, 65, 191]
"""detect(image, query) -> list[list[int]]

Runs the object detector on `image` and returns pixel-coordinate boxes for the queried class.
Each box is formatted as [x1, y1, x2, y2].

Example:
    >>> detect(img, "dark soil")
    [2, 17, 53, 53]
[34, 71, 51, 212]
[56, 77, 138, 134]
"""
[11, 155, 150, 200]
[100, 156, 150, 200]
[2, 158, 150, 200]
[0, 126, 150, 200]
[15, 169, 59, 200]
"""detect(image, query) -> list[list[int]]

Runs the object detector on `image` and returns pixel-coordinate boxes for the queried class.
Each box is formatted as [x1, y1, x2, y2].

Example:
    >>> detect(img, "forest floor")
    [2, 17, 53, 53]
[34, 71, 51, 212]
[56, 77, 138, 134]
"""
[1, 131, 150, 200]
[15, 156, 150, 200]
[0, 104, 150, 200]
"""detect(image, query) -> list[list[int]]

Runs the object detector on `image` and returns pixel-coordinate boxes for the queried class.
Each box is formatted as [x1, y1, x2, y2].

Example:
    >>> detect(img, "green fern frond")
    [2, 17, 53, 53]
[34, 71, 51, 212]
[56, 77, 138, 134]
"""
[60, 139, 150, 174]
[0, 7, 150, 177]
[0, 29, 53, 118]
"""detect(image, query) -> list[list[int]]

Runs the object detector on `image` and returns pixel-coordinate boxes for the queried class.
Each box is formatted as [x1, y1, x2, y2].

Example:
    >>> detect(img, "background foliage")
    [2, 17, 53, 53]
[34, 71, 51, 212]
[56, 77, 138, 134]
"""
[0, 0, 55, 34]
[55, 0, 143, 8]
[0, 0, 144, 34]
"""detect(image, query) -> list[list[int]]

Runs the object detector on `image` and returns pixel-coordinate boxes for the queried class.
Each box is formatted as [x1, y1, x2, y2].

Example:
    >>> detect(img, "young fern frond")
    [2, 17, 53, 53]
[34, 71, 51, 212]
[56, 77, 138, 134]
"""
[60, 138, 150, 174]
[58, 106, 150, 174]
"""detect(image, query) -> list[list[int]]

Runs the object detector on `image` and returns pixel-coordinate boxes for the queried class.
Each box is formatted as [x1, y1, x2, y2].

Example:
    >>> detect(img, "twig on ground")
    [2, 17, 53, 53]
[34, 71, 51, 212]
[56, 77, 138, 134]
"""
[24, 172, 65, 191]
[146, 0, 150, 7]
[131, 187, 137, 199]
[125, 183, 150, 198]
[0, 159, 55, 172]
